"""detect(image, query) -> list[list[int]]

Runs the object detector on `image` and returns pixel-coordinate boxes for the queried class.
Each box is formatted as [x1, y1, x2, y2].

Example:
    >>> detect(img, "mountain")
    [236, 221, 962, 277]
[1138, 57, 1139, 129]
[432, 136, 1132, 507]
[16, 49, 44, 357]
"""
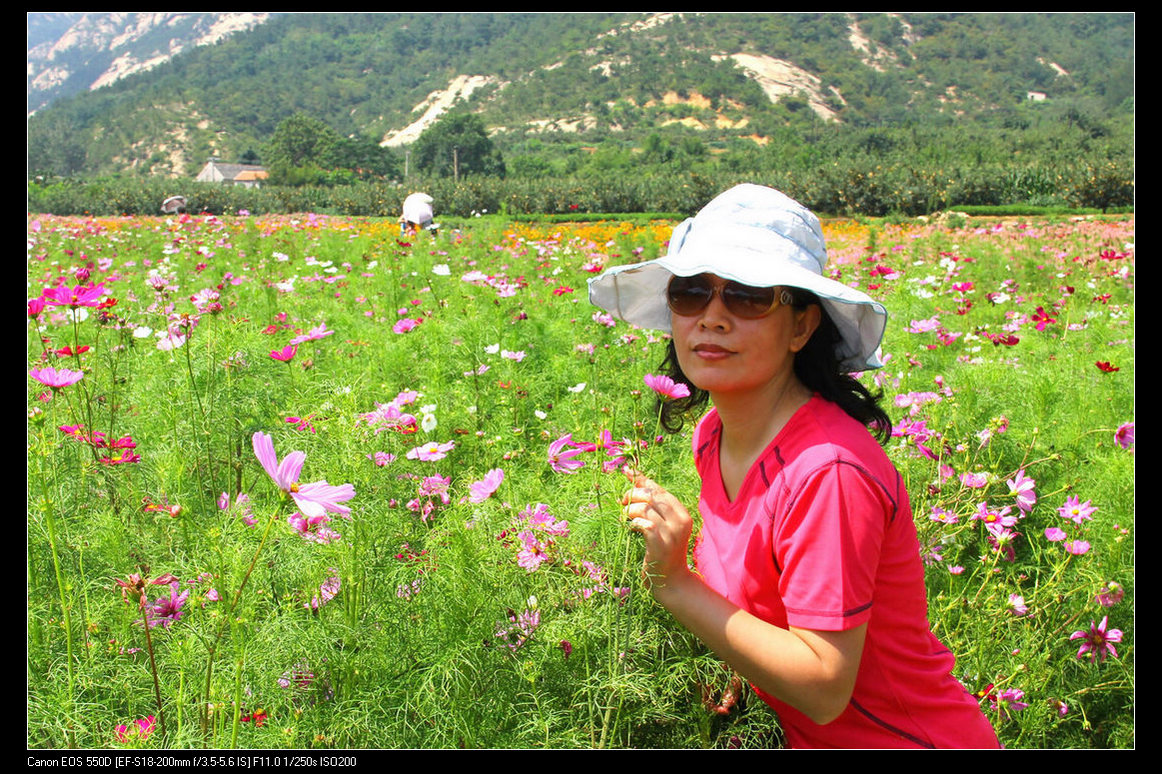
[27, 12, 273, 115]
[26, 12, 1134, 181]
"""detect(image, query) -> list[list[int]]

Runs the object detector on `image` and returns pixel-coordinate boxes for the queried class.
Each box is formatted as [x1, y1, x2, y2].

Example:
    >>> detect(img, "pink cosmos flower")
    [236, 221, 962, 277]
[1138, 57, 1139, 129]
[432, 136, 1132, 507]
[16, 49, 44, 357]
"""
[406, 440, 455, 462]
[991, 688, 1028, 720]
[252, 431, 355, 519]
[392, 318, 422, 334]
[305, 570, 341, 611]
[1064, 540, 1091, 556]
[959, 471, 990, 489]
[29, 366, 85, 389]
[643, 373, 691, 400]
[1005, 469, 1037, 514]
[146, 582, 190, 628]
[1096, 582, 1124, 607]
[270, 344, 298, 362]
[1031, 306, 1056, 331]
[468, 468, 505, 503]
[1007, 593, 1029, 616]
[547, 433, 586, 473]
[289, 322, 335, 346]
[1044, 527, 1067, 542]
[115, 716, 156, 744]
[1070, 616, 1123, 663]
[973, 502, 1017, 528]
[1114, 422, 1134, 450]
[42, 282, 107, 308]
[1058, 496, 1097, 525]
[288, 512, 342, 544]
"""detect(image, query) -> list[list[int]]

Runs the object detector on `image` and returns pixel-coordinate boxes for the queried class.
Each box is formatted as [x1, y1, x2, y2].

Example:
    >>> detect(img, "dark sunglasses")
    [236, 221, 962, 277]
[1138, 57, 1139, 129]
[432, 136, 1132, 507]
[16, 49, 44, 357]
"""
[666, 274, 792, 319]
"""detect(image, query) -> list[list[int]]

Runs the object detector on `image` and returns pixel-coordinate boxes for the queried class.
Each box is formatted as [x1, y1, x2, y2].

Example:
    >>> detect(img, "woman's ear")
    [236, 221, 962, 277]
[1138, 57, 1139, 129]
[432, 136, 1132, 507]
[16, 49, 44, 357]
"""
[789, 304, 822, 353]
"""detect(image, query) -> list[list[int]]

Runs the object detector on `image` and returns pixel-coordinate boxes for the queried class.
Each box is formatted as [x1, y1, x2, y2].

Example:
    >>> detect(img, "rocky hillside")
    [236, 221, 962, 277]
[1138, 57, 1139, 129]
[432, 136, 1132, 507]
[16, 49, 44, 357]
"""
[27, 12, 272, 115]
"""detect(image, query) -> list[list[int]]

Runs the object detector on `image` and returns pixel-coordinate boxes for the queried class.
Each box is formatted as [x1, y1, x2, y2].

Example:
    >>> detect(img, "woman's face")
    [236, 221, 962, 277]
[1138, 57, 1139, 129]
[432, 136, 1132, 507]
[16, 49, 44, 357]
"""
[670, 275, 820, 399]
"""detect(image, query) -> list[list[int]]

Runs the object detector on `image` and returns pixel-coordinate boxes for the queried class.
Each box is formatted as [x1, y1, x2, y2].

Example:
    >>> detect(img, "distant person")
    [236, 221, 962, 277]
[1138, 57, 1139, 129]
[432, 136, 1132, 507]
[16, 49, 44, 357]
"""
[401, 192, 435, 237]
[589, 184, 1001, 748]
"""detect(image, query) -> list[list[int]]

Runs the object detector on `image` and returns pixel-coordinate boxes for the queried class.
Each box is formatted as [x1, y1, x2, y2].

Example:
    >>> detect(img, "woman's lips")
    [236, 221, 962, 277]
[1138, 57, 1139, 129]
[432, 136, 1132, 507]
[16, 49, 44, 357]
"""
[693, 343, 734, 360]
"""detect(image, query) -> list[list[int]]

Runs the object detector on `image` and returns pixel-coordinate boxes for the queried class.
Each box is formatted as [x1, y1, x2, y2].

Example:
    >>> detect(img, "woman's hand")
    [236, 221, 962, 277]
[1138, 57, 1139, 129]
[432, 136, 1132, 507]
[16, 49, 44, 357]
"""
[620, 470, 695, 594]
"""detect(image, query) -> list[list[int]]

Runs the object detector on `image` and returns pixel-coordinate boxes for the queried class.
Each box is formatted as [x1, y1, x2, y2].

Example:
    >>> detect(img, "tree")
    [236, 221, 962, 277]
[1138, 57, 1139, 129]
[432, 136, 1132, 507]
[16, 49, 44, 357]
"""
[411, 113, 505, 179]
[263, 113, 343, 171]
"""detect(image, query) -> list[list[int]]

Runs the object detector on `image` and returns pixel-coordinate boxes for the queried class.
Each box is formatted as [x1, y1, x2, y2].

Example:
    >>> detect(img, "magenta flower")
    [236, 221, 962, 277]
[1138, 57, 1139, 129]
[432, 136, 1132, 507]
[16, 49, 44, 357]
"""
[1044, 527, 1067, 542]
[1070, 616, 1123, 663]
[146, 582, 190, 628]
[468, 468, 504, 503]
[1114, 422, 1134, 450]
[115, 716, 156, 744]
[270, 343, 298, 362]
[1005, 469, 1036, 514]
[252, 431, 355, 519]
[29, 366, 84, 389]
[1058, 496, 1097, 525]
[643, 373, 691, 400]
[547, 433, 586, 473]
[1064, 540, 1091, 556]
[42, 281, 107, 308]
[991, 688, 1028, 720]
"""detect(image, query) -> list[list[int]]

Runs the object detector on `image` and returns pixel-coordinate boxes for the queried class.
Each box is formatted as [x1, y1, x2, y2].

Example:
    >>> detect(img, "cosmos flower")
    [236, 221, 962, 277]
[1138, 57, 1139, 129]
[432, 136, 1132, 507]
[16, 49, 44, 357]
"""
[252, 431, 355, 519]
[643, 373, 691, 400]
[146, 582, 190, 628]
[1070, 616, 1123, 663]
[468, 468, 504, 504]
[1096, 582, 1124, 607]
[29, 366, 84, 389]
[406, 440, 455, 462]
[1058, 496, 1097, 525]
[270, 344, 297, 362]
[547, 433, 586, 473]
[289, 322, 335, 346]
[115, 716, 156, 744]
[1005, 469, 1037, 514]
[41, 282, 107, 308]
[1114, 422, 1134, 450]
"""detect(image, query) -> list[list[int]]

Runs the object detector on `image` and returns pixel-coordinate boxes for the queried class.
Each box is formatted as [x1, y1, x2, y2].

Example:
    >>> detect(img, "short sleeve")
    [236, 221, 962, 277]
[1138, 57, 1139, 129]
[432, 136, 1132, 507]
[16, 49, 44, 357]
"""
[772, 460, 891, 631]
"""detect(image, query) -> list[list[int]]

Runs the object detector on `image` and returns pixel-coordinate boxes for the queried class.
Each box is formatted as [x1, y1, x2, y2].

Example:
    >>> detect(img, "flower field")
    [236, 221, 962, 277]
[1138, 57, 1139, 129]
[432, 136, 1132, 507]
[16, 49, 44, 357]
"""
[27, 208, 1133, 749]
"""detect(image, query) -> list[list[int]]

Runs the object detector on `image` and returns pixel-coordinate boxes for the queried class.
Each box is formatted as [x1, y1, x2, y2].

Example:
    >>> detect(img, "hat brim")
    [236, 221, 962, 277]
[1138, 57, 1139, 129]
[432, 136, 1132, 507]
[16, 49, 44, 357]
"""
[587, 255, 888, 372]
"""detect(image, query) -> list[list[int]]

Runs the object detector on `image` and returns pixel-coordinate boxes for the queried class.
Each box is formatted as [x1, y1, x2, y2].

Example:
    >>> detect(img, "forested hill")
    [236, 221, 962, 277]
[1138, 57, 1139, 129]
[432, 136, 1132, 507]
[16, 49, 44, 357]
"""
[27, 12, 1133, 185]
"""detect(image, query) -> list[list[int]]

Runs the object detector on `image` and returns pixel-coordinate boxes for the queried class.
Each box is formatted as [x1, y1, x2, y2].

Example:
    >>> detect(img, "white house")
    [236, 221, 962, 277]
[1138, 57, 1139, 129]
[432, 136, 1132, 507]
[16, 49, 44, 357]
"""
[195, 160, 269, 188]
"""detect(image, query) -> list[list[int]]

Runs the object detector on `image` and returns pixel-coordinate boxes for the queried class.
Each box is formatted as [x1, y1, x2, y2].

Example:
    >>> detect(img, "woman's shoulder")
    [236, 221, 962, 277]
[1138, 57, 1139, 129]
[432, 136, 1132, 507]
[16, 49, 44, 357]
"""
[691, 408, 722, 465]
[782, 395, 896, 473]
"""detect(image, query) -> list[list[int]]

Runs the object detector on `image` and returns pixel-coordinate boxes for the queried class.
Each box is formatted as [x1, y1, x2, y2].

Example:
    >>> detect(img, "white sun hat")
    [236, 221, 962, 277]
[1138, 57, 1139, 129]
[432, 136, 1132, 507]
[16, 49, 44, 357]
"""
[587, 183, 887, 372]
[402, 192, 434, 226]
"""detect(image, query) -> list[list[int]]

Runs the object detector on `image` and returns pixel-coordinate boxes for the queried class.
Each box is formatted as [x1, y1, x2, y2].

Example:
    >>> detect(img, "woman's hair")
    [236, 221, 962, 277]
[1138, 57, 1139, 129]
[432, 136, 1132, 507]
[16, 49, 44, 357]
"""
[655, 287, 892, 444]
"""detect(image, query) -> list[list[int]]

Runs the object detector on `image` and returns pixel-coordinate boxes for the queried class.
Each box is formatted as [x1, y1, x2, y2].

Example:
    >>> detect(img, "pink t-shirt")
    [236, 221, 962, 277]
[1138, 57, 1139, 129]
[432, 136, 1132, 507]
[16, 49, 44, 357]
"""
[692, 396, 999, 749]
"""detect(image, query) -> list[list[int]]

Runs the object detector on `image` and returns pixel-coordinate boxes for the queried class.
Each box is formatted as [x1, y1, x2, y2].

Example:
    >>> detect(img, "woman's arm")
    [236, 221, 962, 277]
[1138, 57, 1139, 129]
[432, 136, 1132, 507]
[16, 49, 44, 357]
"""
[622, 473, 866, 725]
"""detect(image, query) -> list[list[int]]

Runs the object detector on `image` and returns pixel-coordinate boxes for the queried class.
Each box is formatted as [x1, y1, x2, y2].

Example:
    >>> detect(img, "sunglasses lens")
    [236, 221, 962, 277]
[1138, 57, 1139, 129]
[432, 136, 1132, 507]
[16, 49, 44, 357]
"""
[723, 284, 778, 318]
[667, 275, 714, 316]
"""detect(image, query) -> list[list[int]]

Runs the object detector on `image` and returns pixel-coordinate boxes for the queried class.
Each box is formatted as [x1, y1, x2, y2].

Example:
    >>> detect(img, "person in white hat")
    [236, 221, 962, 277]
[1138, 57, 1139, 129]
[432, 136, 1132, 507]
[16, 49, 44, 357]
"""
[400, 192, 434, 237]
[599, 184, 998, 748]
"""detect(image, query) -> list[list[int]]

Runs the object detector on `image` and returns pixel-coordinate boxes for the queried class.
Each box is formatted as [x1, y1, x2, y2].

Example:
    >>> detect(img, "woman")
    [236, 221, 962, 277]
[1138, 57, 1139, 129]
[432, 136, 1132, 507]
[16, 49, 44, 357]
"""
[587, 184, 999, 748]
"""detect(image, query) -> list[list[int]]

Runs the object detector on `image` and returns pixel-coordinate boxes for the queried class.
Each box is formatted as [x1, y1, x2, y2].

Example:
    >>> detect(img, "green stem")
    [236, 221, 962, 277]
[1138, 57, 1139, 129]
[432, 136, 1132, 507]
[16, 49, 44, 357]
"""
[200, 510, 278, 745]
[140, 599, 168, 743]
